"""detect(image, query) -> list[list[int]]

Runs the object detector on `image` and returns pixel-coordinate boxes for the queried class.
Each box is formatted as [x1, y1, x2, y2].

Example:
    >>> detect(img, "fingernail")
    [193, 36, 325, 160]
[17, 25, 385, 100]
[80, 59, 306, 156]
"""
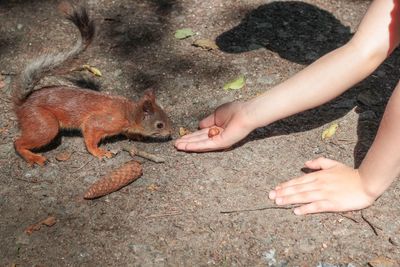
[275, 198, 282, 205]
[268, 190, 276, 199]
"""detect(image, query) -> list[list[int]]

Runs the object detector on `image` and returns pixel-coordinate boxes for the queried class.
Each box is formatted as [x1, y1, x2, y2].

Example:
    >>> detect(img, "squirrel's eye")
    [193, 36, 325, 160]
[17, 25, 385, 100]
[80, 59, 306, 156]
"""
[156, 122, 165, 129]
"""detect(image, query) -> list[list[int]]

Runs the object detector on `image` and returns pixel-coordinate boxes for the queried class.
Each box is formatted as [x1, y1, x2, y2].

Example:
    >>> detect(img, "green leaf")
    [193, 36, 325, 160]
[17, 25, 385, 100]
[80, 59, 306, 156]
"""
[174, 28, 195, 39]
[321, 123, 338, 140]
[223, 75, 246, 91]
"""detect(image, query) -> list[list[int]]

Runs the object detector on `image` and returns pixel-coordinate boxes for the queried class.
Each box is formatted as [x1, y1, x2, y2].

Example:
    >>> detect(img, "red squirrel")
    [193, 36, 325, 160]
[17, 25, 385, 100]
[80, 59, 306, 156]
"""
[13, 3, 172, 166]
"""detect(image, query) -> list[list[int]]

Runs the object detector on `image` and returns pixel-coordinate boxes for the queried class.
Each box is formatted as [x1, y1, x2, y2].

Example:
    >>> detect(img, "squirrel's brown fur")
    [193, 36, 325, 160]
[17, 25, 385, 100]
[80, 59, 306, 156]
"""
[14, 3, 172, 166]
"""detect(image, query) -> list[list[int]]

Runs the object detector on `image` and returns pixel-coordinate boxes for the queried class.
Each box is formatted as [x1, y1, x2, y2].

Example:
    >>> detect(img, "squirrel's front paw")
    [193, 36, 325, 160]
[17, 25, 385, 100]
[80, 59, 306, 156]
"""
[27, 154, 47, 167]
[92, 150, 113, 160]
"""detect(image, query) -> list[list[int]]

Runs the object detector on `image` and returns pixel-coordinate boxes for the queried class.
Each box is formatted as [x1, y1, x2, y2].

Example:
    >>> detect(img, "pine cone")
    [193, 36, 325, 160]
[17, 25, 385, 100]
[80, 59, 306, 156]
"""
[84, 160, 143, 199]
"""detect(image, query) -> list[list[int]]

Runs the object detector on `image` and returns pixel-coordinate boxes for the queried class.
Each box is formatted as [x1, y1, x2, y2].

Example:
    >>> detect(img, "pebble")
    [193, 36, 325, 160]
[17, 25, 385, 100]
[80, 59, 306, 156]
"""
[331, 99, 355, 109]
[389, 236, 399, 246]
[262, 249, 276, 266]
[0, 143, 13, 159]
[357, 90, 381, 106]
[15, 233, 30, 246]
[358, 110, 377, 121]
[257, 75, 276, 86]
[84, 175, 98, 184]
[248, 43, 264, 50]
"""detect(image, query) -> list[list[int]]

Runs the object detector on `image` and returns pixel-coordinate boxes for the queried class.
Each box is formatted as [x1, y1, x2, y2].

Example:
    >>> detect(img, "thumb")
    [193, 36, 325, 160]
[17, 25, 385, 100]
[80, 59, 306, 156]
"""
[199, 113, 216, 129]
[305, 157, 339, 170]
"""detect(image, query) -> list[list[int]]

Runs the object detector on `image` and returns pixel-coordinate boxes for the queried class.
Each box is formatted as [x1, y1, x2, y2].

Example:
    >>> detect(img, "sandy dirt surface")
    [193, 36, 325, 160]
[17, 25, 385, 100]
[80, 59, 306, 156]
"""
[1, 0, 399, 266]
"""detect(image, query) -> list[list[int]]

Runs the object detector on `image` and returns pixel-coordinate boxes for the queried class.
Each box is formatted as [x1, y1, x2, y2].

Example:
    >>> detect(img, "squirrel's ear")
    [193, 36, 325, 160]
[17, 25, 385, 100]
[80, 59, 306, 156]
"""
[143, 88, 156, 102]
[141, 99, 154, 115]
[139, 89, 156, 115]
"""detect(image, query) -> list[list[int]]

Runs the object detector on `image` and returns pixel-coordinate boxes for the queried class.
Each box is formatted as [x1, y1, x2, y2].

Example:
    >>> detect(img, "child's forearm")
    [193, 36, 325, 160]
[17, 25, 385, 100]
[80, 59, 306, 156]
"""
[359, 82, 400, 197]
[245, 44, 381, 128]
[245, 0, 399, 129]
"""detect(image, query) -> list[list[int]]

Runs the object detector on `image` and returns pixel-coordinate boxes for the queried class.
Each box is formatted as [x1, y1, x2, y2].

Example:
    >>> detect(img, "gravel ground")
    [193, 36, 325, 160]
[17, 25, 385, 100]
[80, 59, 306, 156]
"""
[1, 0, 399, 266]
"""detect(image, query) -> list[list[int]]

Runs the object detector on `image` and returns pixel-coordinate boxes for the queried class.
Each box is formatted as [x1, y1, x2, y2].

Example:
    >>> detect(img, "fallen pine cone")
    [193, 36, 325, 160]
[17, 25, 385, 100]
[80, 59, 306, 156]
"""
[84, 160, 143, 199]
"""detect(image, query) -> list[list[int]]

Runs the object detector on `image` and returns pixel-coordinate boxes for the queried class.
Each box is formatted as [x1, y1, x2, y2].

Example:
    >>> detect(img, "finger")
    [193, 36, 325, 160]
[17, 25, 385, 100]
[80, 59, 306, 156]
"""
[199, 113, 216, 129]
[275, 173, 318, 190]
[305, 157, 339, 170]
[274, 181, 320, 198]
[275, 190, 323, 205]
[175, 135, 230, 152]
[174, 136, 210, 150]
[180, 140, 228, 152]
[178, 128, 210, 140]
[293, 200, 335, 215]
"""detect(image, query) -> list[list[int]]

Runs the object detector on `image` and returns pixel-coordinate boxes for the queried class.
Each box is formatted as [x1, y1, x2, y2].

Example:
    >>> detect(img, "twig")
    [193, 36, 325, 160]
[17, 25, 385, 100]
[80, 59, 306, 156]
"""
[1, 71, 17, 76]
[0, 97, 11, 103]
[338, 213, 360, 223]
[71, 158, 94, 173]
[122, 144, 166, 163]
[15, 177, 39, 183]
[361, 211, 382, 236]
[15, 177, 53, 184]
[220, 205, 298, 214]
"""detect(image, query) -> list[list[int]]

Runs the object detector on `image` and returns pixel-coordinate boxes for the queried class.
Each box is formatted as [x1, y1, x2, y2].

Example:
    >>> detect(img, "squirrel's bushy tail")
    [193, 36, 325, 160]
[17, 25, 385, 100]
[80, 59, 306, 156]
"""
[15, 3, 95, 103]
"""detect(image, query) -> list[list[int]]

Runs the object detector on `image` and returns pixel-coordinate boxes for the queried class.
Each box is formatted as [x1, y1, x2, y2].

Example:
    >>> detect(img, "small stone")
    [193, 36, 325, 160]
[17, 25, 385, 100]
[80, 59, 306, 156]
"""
[17, 24, 23, 30]
[248, 43, 264, 50]
[257, 75, 276, 86]
[113, 69, 123, 77]
[358, 110, 377, 121]
[83, 175, 98, 184]
[357, 90, 381, 106]
[262, 249, 276, 266]
[0, 143, 13, 159]
[376, 70, 386, 78]
[332, 99, 355, 109]
[15, 233, 30, 245]
[313, 146, 324, 154]
[389, 236, 399, 246]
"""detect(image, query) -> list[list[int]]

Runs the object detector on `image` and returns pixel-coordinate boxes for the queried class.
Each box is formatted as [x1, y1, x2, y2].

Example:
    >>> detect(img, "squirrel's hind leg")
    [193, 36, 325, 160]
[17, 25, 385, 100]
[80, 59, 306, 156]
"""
[81, 114, 127, 160]
[14, 108, 60, 166]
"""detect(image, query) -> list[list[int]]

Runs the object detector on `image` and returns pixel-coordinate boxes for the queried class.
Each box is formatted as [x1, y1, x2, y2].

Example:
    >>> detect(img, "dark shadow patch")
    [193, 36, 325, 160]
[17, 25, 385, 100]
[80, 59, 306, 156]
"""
[148, 0, 181, 16]
[212, 1, 400, 167]
[216, 1, 351, 65]
[32, 129, 82, 153]
[67, 73, 101, 91]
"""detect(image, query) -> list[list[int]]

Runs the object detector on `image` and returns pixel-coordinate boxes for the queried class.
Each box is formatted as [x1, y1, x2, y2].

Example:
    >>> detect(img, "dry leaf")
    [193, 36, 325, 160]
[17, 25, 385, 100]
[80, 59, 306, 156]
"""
[179, 127, 191, 137]
[321, 123, 338, 140]
[192, 39, 219, 50]
[84, 160, 143, 199]
[24, 216, 56, 235]
[25, 223, 42, 235]
[41, 216, 56, 227]
[368, 256, 397, 267]
[147, 183, 160, 192]
[82, 64, 102, 77]
[55, 151, 72, 161]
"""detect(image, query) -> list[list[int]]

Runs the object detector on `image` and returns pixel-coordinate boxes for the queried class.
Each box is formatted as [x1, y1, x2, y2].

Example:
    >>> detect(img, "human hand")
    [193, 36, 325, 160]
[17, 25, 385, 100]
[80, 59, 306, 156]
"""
[268, 157, 378, 215]
[174, 101, 254, 152]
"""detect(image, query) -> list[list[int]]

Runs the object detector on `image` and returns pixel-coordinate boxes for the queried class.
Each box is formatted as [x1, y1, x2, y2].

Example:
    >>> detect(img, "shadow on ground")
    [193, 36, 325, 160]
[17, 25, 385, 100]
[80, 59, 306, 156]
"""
[216, 1, 400, 166]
